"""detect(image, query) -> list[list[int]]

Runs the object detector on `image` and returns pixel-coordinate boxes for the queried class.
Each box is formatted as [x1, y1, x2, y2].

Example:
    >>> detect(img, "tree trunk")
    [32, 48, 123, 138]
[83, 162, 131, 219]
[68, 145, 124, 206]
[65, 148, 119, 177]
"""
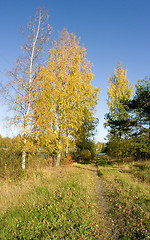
[66, 145, 69, 156]
[21, 11, 42, 169]
[55, 152, 61, 167]
[22, 145, 26, 169]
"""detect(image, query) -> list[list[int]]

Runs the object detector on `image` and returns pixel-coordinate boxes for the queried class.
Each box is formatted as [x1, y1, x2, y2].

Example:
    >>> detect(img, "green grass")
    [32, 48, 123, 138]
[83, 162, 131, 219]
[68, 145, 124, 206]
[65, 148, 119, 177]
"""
[128, 162, 150, 184]
[97, 159, 150, 240]
[1, 157, 149, 239]
[0, 165, 106, 240]
[95, 154, 113, 167]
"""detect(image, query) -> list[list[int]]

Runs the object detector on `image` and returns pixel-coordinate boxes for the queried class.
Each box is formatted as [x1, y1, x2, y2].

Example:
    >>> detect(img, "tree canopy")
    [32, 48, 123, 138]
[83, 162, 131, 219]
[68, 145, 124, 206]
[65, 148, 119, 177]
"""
[105, 63, 133, 138]
[32, 28, 100, 166]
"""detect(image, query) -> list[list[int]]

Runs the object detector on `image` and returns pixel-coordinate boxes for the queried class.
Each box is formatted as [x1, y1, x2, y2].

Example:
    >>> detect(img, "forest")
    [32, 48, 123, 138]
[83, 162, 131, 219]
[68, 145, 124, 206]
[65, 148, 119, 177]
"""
[0, 7, 150, 240]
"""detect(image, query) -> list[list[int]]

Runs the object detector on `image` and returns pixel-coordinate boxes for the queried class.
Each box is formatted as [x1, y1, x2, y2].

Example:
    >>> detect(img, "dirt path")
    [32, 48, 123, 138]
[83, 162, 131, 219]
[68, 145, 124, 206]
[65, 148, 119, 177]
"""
[91, 165, 120, 239]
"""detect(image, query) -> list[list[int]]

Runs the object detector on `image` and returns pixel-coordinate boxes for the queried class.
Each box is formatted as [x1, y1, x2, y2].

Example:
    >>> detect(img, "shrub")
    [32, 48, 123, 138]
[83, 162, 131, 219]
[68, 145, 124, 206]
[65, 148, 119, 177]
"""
[75, 139, 96, 163]
[97, 156, 107, 166]
[0, 148, 22, 179]
[107, 136, 131, 160]
[80, 149, 91, 162]
[61, 154, 74, 165]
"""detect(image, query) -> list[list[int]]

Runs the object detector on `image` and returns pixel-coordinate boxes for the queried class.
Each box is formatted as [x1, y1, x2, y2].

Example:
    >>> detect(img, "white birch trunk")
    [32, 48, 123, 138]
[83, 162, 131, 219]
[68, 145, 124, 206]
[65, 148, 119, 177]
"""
[22, 137, 26, 169]
[21, 12, 41, 169]
[55, 152, 61, 167]
[66, 145, 69, 156]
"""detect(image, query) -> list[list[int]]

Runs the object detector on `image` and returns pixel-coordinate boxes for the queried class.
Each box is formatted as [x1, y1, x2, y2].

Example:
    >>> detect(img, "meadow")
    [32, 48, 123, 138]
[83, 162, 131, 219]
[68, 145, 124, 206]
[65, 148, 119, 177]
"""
[0, 157, 150, 239]
[97, 155, 150, 239]
[0, 164, 108, 240]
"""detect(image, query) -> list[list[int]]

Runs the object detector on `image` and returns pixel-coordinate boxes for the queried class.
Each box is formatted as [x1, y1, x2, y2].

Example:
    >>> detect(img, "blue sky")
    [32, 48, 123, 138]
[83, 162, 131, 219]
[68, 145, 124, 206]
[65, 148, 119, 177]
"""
[0, 0, 150, 142]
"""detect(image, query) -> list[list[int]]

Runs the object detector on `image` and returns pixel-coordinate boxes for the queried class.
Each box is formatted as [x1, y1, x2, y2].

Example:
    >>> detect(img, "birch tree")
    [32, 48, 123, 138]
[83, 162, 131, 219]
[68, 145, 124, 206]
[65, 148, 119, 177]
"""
[106, 63, 133, 138]
[33, 29, 100, 166]
[3, 7, 51, 169]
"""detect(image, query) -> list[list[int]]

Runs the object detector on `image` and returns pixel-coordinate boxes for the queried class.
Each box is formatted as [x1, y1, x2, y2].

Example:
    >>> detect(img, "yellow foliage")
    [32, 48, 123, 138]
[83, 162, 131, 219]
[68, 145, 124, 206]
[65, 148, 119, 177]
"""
[32, 29, 100, 154]
[107, 63, 133, 120]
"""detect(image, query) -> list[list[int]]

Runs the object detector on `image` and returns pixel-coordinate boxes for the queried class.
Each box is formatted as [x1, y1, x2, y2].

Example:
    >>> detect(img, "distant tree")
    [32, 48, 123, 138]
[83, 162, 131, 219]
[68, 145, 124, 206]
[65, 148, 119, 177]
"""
[106, 77, 150, 160]
[105, 63, 133, 138]
[106, 134, 132, 160]
[75, 115, 98, 149]
[127, 78, 150, 136]
[104, 63, 133, 160]
[96, 142, 106, 153]
[75, 116, 98, 161]
[2, 7, 51, 169]
[126, 78, 150, 159]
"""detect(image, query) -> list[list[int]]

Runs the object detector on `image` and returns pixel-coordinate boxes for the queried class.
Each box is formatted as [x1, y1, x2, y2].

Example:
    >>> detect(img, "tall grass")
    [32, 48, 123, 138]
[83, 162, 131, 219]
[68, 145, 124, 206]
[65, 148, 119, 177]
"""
[0, 165, 107, 239]
[97, 159, 150, 240]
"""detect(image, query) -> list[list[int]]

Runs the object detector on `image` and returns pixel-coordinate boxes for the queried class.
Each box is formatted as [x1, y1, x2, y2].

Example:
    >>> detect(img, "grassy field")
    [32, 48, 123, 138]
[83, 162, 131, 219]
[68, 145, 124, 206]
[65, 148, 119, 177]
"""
[0, 158, 150, 239]
[96, 155, 150, 240]
[0, 164, 108, 240]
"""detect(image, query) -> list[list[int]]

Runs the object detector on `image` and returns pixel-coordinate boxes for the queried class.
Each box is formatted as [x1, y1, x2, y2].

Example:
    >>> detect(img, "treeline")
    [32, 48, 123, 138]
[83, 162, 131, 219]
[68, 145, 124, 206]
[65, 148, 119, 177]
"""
[0, 133, 99, 178]
[105, 64, 150, 161]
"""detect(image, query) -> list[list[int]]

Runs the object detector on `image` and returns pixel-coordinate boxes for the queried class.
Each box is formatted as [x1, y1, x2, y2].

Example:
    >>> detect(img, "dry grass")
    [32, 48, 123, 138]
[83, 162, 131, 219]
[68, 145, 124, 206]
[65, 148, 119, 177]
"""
[97, 160, 150, 239]
[0, 166, 66, 215]
[0, 164, 108, 239]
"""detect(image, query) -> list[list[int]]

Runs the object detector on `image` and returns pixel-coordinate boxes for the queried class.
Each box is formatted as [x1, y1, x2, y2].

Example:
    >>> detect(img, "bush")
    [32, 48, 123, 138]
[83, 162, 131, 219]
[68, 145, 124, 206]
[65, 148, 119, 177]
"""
[97, 156, 107, 166]
[0, 148, 22, 179]
[80, 149, 91, 162]
[61, 154, 74, 165]
[76, 139, 96, 163]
